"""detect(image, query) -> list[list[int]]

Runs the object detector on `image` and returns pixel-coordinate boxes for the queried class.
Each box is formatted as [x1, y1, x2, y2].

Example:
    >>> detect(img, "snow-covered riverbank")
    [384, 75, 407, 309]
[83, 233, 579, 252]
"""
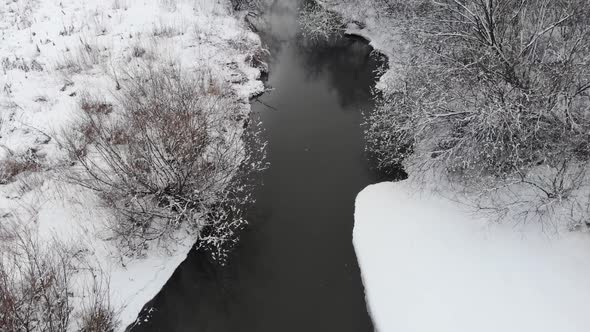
[0, 0, 264, 329]
[321, 0, 407, 94]
[355, 181, 590, 332]
[322, 1, 590, 331]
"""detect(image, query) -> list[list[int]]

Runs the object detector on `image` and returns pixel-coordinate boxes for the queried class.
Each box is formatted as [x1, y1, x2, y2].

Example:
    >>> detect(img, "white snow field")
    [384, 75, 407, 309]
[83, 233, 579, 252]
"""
[0, 0, 264, 330]
[355, 181, 590, 332]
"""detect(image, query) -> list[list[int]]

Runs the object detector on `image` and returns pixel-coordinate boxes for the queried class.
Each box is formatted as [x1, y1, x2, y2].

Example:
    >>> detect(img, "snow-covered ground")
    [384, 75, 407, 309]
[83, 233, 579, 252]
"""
[356, 181, 590, 332]
[0, 0, 264, 329]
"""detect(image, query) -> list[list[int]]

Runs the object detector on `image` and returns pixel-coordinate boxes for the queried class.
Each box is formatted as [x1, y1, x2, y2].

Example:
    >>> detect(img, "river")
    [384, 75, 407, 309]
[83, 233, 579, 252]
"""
[130, 1, 389, 330]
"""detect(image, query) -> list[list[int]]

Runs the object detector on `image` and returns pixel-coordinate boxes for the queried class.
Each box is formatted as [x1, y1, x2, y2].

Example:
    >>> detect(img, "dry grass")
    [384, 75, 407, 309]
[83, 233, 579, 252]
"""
[152, 20, 183, 38]
[55, 41, 103, 74]
[1, 56, 43, 74]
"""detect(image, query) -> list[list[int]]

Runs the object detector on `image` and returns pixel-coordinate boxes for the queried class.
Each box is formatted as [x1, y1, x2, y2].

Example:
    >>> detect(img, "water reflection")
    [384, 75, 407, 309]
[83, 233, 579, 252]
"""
[296, 37, 387, 109]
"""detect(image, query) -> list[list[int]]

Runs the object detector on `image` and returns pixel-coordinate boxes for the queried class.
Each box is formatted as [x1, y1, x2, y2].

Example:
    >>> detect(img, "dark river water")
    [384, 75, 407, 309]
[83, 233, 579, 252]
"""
[130, 1, 389, 331]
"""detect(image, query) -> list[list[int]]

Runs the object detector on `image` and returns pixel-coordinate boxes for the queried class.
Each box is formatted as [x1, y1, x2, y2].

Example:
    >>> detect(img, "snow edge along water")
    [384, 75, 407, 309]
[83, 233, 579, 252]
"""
[0, 0, 266, 330]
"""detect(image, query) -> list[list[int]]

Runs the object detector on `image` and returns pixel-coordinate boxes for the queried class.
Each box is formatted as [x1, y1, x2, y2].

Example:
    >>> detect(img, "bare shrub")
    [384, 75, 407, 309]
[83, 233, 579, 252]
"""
[78, 275, 118, 332]
[79, 305, 117, 332]
[0, 227, 72, 332]
[0, 150, 42, 184]
[80, 93, 114, 115]
[0, 222, 118, 332]
[367, 0, 590, 225]
[63, 64, 263, 260]
[12, 172, 45, 198]
[131, 45, 147, 58]
[298, 2, 343, 42]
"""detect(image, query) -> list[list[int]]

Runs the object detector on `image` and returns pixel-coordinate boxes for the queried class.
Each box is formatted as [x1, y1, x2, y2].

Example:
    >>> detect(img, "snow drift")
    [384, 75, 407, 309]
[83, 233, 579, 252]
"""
[354, 181, 590, 332]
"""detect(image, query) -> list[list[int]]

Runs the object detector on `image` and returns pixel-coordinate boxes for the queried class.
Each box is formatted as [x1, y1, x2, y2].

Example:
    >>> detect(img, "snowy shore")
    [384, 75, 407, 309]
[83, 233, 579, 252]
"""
[323, 1, 590, 331]
[0, 0, 264, 329]
[321, 0, 408, 94]
[355, 181, 590, 332]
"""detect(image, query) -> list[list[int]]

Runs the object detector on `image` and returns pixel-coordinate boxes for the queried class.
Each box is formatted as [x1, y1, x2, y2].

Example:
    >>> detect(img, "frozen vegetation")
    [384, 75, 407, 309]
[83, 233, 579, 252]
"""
[319, 0, 590, 227]
[0, 0, 265, 330]
[302, 0, 590, 331]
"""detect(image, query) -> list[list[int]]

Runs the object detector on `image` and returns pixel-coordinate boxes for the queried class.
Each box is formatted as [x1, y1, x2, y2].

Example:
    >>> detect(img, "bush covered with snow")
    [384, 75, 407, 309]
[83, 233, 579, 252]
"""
[333, 0, 590, 227]
[298, 1, 343, 43]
